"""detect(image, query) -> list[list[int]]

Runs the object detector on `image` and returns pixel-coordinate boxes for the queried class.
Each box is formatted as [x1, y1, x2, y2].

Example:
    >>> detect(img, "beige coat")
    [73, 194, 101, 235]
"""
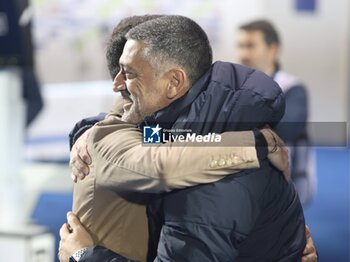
[73, 117, 260, 262]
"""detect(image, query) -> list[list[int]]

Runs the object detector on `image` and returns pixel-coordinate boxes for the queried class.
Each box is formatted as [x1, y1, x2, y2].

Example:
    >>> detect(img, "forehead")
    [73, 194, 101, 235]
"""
[238, 30, 265, 43]
[119, 39, 147, 68]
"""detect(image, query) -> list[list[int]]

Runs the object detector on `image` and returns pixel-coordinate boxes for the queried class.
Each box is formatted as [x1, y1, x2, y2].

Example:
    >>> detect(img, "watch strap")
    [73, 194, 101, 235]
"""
[71, 247, 89, 261]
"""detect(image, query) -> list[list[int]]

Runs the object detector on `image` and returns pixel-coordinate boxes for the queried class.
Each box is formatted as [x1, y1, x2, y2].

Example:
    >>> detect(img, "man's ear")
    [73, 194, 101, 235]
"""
[166, 68, 189, 100]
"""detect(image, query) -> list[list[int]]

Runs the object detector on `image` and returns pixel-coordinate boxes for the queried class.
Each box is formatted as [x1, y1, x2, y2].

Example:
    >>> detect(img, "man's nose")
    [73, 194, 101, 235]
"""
[113, 71, 126, 93]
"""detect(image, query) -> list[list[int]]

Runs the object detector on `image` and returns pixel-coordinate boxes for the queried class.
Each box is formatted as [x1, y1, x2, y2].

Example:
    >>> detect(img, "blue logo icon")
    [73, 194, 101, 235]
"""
[143, 124, 162, 143]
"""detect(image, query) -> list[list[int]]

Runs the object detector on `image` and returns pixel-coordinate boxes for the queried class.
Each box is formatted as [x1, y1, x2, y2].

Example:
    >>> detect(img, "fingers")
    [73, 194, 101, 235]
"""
[266, 142, 290, 181]
[304, 226, 314, 254]
[71, 173, 77, 183]
[81, 150, 92, 165]
[279, 146, 290, 181]
[69, 130, 92, 182]
[305, 225, 311, 238]
[70, 158, 89, 181]
[260, 128, 285, 153]
[302, 226, 318, 262]
[301, 253, 318, 262]
[77, 142, 92, 165]
[59, 223, 70, 238]
[282, 168, 290, 181]
[273, 131, 286, 147]
[77, 130, 92, 165]
[267, 128, 285, 148]
[262, 127, 290, 181]
[66, 212, 81, 230]
[58, 239, 70, 262]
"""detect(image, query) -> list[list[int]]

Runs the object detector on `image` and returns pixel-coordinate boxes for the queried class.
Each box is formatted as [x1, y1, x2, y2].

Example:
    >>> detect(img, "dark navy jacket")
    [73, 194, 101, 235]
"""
[75, 62, 306, 262]
[145, 62, 306, 262]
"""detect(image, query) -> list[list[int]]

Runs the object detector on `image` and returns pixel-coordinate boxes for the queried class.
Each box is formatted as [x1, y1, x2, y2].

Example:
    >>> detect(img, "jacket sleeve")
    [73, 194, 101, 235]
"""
[80, 246, 137, 262]
[89, 118, 260, 193]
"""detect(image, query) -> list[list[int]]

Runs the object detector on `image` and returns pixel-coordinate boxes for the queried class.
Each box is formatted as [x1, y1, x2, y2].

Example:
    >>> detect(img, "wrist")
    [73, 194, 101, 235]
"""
[70, 247, 89, 261]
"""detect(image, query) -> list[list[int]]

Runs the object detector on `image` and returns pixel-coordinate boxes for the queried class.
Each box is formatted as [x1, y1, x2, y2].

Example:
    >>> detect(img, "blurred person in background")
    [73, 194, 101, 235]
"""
[0, 0, 43, 126]
[237, 19, 316, 205]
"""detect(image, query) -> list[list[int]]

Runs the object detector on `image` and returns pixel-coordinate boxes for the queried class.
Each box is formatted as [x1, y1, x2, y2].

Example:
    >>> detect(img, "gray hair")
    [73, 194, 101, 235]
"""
[126, 15, 213, 86]
[106, 15, 164, 79]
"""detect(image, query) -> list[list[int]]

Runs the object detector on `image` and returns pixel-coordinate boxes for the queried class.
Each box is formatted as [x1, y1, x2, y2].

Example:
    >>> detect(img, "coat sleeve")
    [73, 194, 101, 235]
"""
[79, 246, 136, 262]
[89, 118, 260, 193]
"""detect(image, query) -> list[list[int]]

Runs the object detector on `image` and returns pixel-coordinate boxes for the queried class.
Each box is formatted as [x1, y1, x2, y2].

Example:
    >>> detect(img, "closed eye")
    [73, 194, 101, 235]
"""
[120, 66, 135, 80]
[124, 71, 136, 80]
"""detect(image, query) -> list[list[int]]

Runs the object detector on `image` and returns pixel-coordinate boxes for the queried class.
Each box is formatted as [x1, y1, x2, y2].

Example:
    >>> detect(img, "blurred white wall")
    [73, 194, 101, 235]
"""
[33, 0, 266, 84]
[260, 0, 349, 125]
[211, 0, 263, 62]
[26, 81, 117, 161]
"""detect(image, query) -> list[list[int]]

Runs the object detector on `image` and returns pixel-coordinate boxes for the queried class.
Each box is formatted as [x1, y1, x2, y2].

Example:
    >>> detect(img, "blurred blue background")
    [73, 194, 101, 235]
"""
[304, 147, 350, 261]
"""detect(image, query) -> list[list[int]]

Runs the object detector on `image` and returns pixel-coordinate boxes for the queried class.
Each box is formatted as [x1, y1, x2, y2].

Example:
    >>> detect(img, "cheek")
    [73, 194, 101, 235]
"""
[126, 80, 144, 99]
[153, 86, 170, 110]
[140, 89, 164, 113]
[126, 83, 137, 96]
[131, 86, 152, 110]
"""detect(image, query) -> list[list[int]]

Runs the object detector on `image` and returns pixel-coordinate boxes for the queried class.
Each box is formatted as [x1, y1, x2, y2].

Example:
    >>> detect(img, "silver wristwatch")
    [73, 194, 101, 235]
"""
[71, 247, 89, 261]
